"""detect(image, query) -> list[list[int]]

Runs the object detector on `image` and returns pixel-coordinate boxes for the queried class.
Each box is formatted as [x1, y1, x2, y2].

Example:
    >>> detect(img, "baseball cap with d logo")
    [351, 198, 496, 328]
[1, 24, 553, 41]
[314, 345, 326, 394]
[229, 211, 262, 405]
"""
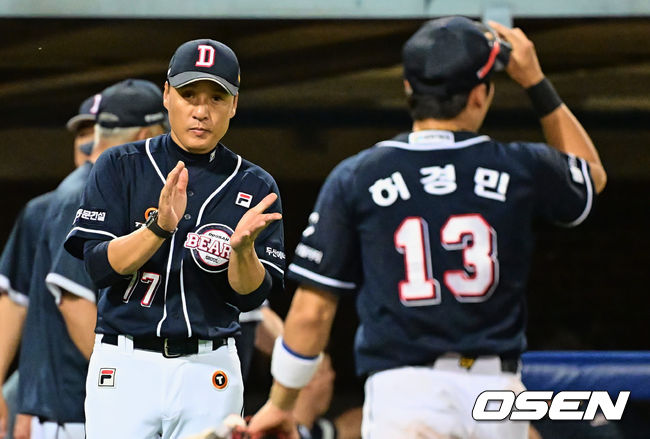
[167, 39, 240, 95]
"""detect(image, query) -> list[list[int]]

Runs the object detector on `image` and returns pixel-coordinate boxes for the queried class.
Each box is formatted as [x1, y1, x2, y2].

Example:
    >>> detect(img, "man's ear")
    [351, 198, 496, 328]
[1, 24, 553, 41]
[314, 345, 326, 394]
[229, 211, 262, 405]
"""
[403, 79, 414, 97]
[163, 81, 170, 111]
[468, 82, 489, 109]
[135, 127, 151, 141]
[230, 94, 238, 118]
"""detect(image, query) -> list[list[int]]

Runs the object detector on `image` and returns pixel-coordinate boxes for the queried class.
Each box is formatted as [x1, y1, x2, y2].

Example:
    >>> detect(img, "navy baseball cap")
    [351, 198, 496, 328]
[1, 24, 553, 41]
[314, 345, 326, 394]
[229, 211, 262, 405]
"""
[167, 39, 240, 95]
[403, 16, 511, 97]
[97, 79, 166, 128]
[66, 94, 101, 132]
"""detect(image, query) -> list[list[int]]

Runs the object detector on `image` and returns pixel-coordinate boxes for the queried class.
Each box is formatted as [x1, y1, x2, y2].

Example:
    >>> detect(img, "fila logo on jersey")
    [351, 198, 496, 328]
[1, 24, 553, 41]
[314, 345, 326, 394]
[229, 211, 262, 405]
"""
[212, 370, 228, 390]
[98, 368, 115, 387]
[235, 192, 252, 208]
[196, 45, 215, 68]
[184, 223, 234, 273]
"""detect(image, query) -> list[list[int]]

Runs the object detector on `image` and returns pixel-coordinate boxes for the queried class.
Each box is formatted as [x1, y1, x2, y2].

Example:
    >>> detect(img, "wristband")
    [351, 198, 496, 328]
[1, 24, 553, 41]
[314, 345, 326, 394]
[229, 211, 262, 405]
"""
[271, 336, 323, 389]
[526, 77, 563, 118]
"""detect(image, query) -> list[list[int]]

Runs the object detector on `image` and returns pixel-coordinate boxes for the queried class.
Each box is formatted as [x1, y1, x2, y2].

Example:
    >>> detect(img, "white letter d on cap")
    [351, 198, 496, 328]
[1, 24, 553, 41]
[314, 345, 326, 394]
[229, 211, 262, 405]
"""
[195, 45, 215, 68]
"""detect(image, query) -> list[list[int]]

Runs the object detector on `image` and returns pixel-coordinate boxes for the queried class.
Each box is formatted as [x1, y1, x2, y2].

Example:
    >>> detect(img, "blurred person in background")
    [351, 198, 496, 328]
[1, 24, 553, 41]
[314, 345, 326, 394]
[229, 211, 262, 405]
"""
[0, 92, 100, 439]
[67, 94, 102, 167]
[3, 80, 165, 439]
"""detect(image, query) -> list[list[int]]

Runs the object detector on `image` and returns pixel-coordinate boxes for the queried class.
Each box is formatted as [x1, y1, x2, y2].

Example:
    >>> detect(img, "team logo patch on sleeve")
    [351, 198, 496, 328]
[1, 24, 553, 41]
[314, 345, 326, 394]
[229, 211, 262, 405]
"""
[184, 223, 234, 273]
[235, 192, 252, 208]
[212, 370, 228, 390]
[98, 368, 116, 387]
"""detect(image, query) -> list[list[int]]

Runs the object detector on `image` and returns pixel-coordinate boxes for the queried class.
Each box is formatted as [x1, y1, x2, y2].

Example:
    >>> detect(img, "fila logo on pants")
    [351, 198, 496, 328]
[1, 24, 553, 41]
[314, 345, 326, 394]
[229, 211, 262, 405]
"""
[98, 368, 116, 387]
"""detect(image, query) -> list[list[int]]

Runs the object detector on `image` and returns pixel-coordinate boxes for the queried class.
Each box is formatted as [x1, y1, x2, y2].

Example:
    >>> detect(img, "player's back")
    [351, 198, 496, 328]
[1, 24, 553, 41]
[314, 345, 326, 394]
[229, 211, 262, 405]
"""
[335, 130, 593, 374]
[0, 191, 55, 304]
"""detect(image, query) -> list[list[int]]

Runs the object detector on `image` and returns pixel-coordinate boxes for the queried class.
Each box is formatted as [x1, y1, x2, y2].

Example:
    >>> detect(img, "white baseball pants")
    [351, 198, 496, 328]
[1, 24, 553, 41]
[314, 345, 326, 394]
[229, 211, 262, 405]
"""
[362, 356, 528, 439]
[85, 334, 243, 439]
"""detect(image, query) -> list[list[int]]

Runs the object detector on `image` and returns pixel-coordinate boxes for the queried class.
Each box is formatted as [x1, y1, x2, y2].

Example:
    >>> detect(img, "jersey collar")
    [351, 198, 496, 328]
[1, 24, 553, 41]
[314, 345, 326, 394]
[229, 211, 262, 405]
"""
[377, 129, 490, 151]
[165, 133, 222, 165]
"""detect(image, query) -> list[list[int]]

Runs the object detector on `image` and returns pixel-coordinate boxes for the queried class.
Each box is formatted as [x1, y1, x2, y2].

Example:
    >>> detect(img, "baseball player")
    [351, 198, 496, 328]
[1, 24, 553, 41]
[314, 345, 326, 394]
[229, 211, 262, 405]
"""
[64, 39, 285, 438]
[0, 93, 100, 439]
[0, 193, 53, 439]
[50, 79, 168, 363]
[247, 17, 606, 439]
[9, 81, 166, 439]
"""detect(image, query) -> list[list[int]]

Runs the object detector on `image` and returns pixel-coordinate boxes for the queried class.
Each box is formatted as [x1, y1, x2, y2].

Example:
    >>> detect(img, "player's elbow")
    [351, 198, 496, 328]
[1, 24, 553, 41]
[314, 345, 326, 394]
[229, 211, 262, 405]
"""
[84, 240, 132, 287]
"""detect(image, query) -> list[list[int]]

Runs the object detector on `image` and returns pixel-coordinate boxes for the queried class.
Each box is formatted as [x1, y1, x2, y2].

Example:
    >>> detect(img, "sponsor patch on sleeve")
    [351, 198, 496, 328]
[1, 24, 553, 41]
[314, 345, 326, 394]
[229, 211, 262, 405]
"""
[265, 247, 286, 260]
[295, 243, 323, 264]
[74, 208, 107, 224]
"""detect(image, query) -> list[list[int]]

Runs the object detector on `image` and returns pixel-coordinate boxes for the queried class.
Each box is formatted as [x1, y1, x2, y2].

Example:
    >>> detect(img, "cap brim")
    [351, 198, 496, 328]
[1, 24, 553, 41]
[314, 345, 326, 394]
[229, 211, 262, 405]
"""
[66, 114, 96, 132]
[168, 72, 238, 95]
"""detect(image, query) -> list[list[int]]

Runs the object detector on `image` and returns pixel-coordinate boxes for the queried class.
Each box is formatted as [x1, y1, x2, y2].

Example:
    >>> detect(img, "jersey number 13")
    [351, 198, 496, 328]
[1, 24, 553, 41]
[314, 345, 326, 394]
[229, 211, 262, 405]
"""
[394, 214, 498, 306]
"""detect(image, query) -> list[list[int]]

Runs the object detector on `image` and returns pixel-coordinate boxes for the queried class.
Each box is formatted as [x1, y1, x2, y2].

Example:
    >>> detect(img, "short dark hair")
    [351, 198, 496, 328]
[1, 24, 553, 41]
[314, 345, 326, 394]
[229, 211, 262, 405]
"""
[407, 92, 469, 120]
[407, 81, 491, 121]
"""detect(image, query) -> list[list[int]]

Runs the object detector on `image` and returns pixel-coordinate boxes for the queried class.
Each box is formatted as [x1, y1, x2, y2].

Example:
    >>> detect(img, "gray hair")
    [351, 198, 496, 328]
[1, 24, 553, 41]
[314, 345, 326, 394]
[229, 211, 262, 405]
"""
[94, 125, 144, 145]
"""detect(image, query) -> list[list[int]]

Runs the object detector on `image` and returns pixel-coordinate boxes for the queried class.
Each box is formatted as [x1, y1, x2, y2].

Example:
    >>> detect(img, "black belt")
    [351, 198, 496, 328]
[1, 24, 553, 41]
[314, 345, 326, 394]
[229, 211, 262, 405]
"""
[456, 355, 520, 373]
[499, 358, 519, 373]
[101, 334, 227, 358]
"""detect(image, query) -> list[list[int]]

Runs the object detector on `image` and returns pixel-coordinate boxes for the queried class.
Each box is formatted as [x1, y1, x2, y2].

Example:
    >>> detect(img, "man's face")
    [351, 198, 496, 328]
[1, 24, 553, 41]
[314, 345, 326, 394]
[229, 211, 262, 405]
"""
[73, 122, 95, 167]
[164, 80, 237, 154]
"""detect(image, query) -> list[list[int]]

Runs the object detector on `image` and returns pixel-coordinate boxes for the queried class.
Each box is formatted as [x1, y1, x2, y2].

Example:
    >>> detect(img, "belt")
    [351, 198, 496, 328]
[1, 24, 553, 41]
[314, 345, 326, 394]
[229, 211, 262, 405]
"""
[445, 355, 520, 374]
[101, 334, 227, 358]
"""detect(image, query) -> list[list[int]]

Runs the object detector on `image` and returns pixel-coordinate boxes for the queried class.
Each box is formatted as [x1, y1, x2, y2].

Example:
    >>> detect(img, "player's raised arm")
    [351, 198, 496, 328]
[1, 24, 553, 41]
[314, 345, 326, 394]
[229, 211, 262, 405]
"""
[228, 192, 282, 295]
[105, 160, 188, 275]
[489, 21, 607, 194]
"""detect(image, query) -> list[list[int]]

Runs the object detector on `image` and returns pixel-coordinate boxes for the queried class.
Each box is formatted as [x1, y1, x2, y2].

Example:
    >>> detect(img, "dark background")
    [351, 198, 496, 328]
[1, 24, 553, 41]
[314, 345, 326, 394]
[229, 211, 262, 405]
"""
[1, 16, 648, 434]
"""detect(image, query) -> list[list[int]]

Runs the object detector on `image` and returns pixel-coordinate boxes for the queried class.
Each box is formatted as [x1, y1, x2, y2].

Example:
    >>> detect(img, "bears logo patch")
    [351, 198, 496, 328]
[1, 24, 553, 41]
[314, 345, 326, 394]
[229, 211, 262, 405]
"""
[184, 223, 234, 273]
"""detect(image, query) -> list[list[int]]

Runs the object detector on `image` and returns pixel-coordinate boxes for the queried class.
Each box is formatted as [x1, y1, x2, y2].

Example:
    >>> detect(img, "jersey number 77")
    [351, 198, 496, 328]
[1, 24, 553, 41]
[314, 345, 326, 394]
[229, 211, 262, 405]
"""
[394, 213, 498, 307]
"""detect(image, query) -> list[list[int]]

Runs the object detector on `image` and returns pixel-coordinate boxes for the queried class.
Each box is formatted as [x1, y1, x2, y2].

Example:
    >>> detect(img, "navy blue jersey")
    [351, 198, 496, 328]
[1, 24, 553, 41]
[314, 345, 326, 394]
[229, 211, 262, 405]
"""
[287, 130, 594, 375]
[17, 162, 93, 422]
[47, 173, 97, 306]
[65, 133, 285, 340]
[0, 192, 54, 306]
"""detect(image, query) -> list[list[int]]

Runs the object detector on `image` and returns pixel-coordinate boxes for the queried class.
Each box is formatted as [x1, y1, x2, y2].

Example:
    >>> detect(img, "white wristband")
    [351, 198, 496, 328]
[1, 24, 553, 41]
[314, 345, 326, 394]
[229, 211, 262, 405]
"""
[271, 336, 323, 389]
